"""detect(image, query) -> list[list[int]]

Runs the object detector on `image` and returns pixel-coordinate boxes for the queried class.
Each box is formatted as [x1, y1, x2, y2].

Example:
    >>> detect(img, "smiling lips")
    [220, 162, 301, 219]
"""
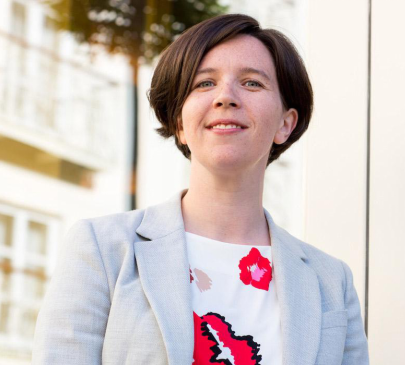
[206, 119, 247, 134]
[206, 119, 248, 129]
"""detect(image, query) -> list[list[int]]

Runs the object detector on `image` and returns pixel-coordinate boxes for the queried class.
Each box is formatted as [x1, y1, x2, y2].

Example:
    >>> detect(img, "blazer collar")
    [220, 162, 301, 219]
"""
[134, 189, 321, 365]
[135, 189, 187, 240]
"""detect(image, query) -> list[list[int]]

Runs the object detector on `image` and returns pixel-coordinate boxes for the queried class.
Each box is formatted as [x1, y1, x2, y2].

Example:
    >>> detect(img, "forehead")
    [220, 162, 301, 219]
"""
[198, 34, 275, 74]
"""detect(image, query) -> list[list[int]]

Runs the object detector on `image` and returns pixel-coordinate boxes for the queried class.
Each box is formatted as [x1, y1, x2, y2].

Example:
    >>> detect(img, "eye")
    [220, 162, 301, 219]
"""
[195, 80, 214, 88]
[244, 80, 262, 87]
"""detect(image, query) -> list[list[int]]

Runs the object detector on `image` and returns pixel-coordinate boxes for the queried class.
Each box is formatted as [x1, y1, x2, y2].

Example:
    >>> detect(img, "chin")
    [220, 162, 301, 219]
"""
[206, 155, 254, 174]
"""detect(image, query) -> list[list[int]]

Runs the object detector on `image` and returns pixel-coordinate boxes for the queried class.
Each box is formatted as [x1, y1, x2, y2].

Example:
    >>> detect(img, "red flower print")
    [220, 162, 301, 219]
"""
[193, 311, 262, 364]
[238, 248, 272, 291]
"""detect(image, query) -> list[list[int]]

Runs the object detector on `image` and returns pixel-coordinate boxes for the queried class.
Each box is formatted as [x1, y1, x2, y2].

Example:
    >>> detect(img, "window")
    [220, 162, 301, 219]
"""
[0, 204, 59, 356]
[36, 15, 60, 128]
[11, 1, 26, 38]
[7, 1, 28, 119]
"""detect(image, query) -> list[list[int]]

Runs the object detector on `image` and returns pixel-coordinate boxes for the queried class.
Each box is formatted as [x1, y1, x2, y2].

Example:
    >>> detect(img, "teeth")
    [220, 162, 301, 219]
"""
[212, 124, 242, 129]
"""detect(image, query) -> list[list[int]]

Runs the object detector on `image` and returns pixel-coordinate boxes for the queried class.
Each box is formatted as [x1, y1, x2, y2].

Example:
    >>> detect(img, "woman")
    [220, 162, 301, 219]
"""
[33, 14, 370, 365]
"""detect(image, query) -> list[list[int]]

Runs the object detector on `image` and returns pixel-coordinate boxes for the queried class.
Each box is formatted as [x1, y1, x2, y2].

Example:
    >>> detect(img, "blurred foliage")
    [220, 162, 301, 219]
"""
[40, 0, 228, 65]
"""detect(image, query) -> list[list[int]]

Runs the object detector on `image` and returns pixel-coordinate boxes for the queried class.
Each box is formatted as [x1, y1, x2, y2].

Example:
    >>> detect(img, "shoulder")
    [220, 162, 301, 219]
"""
[277, 225, 349, 301]
[294, 233, 351, 308]
[76, 208, 147, 245]
[67, 209, 145, 249]
[276, 223, 347, 277]
[61, 209, 149, 294]
[300, 239, 346, 278]
[64, 209, 148, 271]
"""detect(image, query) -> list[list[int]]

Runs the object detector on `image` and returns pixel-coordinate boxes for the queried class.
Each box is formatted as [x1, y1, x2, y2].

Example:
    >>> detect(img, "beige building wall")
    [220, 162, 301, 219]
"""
[369, 0, 405, 363]
[306, 0, 405, 363]
[304, 0, 369, 325]
[136, 63, 190, 210]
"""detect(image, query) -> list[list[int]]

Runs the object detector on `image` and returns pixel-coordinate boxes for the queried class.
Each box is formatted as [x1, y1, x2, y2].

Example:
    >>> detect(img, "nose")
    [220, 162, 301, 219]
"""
[212, 82, 240, 109]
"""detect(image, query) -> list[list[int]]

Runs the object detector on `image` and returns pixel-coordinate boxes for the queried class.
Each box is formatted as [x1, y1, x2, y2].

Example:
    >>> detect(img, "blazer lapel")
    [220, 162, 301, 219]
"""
[265, 209, 322, 365]
[133, 188, 322, 365]
[134, 189, 194, 365]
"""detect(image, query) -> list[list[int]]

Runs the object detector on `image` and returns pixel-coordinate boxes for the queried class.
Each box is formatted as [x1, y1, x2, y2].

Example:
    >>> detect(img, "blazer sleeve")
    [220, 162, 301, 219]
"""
[340, 260, 370, 365]
[32, 219, 111, 365]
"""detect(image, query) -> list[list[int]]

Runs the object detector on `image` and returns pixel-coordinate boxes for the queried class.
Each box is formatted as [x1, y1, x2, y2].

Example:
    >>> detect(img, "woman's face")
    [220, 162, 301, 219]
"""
[178, 34, 298, 174]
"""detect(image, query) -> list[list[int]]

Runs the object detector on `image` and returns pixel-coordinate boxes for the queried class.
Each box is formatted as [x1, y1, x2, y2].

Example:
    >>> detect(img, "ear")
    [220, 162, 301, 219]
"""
[177, 116, 187, 145]
[273, 108, 298, 145]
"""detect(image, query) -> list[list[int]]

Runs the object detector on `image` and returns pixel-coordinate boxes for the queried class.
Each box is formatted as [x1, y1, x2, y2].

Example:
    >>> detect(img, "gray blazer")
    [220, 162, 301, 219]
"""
[33, 188, 369, 365]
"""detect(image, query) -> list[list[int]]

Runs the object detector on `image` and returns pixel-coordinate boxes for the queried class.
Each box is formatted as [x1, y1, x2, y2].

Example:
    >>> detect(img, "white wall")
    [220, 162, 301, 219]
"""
[369, 0, 405, 362]
[304, 0, 369, 326]
[305, 0, 405, 362]
[136, 63, 190, 209]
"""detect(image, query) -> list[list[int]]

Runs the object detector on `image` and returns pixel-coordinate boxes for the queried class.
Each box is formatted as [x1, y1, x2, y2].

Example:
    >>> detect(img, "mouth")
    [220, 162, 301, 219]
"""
[206, 119, 248, 129]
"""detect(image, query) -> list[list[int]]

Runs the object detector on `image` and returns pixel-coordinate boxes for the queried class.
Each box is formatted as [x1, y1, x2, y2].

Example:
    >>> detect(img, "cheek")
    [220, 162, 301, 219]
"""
[252, 103, 284, 151]
[183, 94, 208, 117]
[181, 95, 210, 131]
[256, 99, 284, 130]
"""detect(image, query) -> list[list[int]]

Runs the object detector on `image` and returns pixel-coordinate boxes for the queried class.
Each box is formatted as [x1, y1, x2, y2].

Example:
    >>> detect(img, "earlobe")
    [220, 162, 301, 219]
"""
[177, 117, 187, 145]
[273, 108, 298, 145]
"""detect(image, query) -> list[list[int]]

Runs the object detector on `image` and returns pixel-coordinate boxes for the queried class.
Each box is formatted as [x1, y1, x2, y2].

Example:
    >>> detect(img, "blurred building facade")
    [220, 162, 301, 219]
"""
[0, 0, 133, 363]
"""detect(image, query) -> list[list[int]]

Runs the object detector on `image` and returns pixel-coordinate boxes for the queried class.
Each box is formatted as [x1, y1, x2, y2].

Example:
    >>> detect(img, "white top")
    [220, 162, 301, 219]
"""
[186, 231, 282, 365]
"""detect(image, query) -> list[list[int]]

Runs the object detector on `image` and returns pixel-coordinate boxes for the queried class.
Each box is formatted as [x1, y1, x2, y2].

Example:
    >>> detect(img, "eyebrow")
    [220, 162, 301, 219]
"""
[195, 67, 272, 83]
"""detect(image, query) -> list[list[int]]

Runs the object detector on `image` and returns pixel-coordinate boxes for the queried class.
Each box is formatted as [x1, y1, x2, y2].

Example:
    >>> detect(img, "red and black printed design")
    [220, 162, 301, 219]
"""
[193, 311, 262, 364]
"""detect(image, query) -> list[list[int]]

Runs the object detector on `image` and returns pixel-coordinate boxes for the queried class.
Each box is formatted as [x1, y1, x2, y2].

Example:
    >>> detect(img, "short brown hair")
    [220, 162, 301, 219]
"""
[148, 13, 313, 166]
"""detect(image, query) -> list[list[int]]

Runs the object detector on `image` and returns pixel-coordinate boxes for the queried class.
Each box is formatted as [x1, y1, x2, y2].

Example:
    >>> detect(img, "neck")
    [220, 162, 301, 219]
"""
[180, 161, 271, 246]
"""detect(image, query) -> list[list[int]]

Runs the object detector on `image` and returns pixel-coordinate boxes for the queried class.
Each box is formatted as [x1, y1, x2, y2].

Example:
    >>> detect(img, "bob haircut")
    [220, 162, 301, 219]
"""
[148, 13, 313, 166]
